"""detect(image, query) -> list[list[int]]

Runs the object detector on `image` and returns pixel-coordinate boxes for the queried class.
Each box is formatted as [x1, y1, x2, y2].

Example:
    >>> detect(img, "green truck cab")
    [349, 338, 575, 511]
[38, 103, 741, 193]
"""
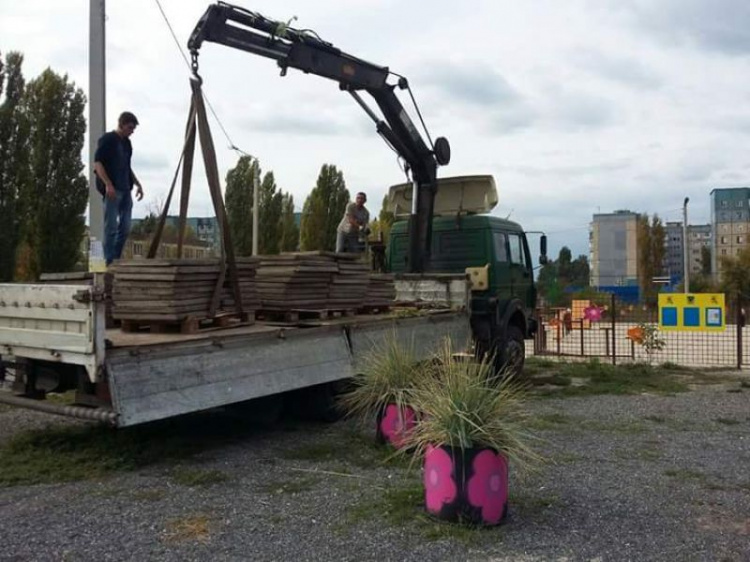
[385, 176, 547, 375]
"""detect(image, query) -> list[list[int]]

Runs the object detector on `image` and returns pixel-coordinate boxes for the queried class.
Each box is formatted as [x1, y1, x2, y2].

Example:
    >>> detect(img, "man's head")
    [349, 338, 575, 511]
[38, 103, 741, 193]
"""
[355, 192, 367, 208]
[117, 111, 139, 138]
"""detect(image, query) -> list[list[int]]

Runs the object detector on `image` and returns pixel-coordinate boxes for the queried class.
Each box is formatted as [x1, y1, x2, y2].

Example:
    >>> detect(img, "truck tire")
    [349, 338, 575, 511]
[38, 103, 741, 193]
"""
[475, 322, 526, 381]
[499, 325, 525, 380]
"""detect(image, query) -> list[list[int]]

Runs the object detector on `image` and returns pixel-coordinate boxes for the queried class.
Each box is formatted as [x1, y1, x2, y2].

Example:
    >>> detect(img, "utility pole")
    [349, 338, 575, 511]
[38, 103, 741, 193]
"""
[683, 197, 690, 293]
[252, 164, 259, 256]
[89, 0, 106, 248]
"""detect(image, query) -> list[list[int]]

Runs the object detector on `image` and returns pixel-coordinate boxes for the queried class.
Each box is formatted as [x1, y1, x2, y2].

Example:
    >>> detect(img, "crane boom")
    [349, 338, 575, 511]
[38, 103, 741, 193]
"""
[188, 2, 450, 272]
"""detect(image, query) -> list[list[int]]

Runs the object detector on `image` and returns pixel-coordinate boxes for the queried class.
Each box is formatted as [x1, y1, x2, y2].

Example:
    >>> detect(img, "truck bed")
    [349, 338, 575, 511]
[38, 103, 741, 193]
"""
[104, 309, 468, 427]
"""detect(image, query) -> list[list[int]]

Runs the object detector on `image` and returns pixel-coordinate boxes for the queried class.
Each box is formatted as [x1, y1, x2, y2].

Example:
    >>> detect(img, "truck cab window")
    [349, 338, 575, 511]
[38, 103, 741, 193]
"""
[493, 232, 508, 262]
[508, 234, 526, 266]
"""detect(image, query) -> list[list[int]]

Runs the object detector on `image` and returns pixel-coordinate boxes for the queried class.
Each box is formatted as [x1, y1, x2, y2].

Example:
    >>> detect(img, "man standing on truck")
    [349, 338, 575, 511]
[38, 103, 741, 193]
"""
[336, 192, 370, 253]
[94, 111, 144, 266]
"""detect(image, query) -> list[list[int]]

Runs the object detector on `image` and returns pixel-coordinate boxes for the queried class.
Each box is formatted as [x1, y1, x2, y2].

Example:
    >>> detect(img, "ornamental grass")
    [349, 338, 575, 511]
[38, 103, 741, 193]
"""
[406, 340, 541, 470]
[338, 332, 430, 422]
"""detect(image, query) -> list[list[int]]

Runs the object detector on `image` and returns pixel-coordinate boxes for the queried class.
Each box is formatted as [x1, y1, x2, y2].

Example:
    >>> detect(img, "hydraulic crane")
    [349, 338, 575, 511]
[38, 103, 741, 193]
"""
[188, 2, 451, 272]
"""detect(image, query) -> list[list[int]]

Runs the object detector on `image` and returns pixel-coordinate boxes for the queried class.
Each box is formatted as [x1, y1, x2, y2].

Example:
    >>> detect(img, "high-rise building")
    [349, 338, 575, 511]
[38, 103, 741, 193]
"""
[687, 224, 711, 276]
[663, 221, 683, 284]
[711, 188, 750, 275]
[589, 210, 639, 287]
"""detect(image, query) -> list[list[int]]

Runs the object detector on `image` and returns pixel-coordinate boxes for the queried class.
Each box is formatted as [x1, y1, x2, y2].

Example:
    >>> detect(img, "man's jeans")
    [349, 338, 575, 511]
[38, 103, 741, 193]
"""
[336, 231, 363, 253]
[103, 190, 133, 265]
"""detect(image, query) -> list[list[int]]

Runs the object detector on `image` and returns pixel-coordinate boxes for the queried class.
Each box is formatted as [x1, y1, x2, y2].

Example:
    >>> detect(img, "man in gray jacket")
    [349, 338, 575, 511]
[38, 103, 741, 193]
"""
[336, 192, 370, 253]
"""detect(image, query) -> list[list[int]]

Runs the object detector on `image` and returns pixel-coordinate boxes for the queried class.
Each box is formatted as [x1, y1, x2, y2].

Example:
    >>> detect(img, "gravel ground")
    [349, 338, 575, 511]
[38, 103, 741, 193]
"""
[0, 383, 749, 562]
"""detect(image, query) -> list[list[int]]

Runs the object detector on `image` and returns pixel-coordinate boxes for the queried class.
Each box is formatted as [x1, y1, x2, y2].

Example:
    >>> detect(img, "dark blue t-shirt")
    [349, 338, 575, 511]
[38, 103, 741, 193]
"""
[94, 131, 133, 194]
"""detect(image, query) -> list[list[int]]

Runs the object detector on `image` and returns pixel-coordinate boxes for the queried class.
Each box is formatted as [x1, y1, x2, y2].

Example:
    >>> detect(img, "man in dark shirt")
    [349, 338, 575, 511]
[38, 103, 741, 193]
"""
[94, 111, 144, 265]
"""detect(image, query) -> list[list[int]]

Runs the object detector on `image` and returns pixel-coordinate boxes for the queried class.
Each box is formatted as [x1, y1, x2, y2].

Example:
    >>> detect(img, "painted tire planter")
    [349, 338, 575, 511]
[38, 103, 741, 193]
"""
[423, 444, 509, 526]
[376, 403, 417, 449]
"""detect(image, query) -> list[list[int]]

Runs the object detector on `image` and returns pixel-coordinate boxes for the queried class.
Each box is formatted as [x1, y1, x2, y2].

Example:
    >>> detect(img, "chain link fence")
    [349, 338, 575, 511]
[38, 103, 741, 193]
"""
[533, 293, 748, 369]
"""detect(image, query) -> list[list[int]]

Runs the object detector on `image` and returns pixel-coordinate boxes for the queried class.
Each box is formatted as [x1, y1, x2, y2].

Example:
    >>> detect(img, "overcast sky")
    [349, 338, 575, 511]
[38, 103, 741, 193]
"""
[2, 0, 749, 259]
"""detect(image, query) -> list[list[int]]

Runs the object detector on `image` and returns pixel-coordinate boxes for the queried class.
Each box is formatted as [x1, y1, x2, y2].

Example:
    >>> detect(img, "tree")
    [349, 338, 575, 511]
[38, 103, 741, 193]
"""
[225, 155, 256, 257]
[16, 68, 87, 277]
[0, 51, 29, 281]
[279, 192, 299, 252]
[535, 246, 590, 306]
[377, 194, 395, 243]
[257, 171, 283, 255]
[299, 164, 349, 251]
[719, 245, 750, 298]
[637, 214, 666, 305]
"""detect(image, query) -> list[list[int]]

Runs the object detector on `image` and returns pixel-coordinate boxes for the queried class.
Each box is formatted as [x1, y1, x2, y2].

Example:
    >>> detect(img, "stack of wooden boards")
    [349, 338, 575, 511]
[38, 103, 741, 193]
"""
[109, 253, 398, 329]
[255, 253, 338, 311]
[111, 259, 256, 329]
[365, 273, 397, 310]
[219, 257, 261, 313]
[255, 252, 374, 313]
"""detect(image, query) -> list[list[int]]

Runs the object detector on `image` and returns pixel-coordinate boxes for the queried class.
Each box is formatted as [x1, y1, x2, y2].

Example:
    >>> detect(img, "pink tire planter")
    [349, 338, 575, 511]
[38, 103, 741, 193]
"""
[423, 444, 509, 526]
[376, 404, 417, 449]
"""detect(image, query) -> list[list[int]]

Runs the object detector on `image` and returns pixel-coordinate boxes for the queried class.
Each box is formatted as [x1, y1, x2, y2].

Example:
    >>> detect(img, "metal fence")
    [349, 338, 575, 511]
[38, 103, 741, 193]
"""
[533, 293, 748, 369]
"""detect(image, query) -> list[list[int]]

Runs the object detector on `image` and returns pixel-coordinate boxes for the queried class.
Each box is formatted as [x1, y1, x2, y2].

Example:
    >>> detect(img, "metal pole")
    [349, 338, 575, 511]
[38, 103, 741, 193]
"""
[89, 0, 106, 245]
[683, 197, 690, 293]
[252, 164, 259, 256]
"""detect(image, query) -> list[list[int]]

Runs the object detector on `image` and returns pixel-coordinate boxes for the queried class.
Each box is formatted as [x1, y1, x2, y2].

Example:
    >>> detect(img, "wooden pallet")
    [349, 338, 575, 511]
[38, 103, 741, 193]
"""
[255, 308, 357, 323]
[119, 312, 250, 334]
[357, 305, 392, 315]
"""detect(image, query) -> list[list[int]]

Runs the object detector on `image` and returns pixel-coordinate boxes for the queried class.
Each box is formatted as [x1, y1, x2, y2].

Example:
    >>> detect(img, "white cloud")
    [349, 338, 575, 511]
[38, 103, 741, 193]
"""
[1, 0, 749, 261]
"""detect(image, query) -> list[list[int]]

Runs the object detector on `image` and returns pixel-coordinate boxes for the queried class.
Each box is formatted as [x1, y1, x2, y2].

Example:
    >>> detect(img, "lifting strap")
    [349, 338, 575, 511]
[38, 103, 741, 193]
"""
[148, 78, 244, 319]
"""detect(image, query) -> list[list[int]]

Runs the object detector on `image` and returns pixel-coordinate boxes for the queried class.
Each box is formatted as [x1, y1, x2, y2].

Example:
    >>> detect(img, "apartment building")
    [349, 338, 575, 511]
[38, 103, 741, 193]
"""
[589, 210, 639, 287]
[711, 188, 750, 275]
[687, 224, 711, 275]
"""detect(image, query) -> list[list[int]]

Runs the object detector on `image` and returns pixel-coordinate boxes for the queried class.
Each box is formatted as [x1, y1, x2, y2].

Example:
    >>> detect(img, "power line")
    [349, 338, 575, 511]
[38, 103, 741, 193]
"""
[153, 0, 238, 152]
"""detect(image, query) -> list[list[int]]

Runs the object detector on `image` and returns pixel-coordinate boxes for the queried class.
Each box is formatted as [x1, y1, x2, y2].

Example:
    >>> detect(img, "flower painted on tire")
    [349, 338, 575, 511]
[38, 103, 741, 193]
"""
[466, 449, 508, 525]
[379, 404, 416, 449]
[423, 445, 457, 513]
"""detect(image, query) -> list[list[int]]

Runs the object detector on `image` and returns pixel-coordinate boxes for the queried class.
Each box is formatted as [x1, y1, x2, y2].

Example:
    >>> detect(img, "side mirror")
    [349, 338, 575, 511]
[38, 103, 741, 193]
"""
[539, 234, 548, 265]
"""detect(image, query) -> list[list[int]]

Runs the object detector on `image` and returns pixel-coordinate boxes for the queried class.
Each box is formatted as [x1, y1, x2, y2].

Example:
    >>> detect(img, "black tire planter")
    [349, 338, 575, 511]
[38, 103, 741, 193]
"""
[423, 444, 509, 526]
[375, 403, 417, 449]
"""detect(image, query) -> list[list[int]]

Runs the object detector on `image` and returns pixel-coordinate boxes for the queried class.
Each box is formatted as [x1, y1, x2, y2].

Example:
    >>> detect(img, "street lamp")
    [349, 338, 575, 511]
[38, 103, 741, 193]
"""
[683, 197, 690, 293]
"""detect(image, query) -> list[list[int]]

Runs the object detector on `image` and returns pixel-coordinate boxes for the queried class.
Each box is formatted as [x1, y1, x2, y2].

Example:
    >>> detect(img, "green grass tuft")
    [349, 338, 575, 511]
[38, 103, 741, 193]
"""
[0, 412, 258, 487]
[172, 468, 228, 487]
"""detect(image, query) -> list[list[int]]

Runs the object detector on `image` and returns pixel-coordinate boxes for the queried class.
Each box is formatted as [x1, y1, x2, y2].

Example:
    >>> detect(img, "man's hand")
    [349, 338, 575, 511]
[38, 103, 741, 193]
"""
[105, 183, 116, 200]
[135, 184, 144, 202]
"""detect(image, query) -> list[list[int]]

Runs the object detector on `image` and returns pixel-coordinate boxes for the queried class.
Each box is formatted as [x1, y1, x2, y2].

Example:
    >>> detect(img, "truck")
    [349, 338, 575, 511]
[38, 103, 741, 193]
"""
[0, 2, 546, 427]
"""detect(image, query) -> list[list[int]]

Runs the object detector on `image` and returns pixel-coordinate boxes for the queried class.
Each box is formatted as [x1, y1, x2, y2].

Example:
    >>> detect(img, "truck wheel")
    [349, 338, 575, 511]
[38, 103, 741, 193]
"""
[499, 325, 526, 379]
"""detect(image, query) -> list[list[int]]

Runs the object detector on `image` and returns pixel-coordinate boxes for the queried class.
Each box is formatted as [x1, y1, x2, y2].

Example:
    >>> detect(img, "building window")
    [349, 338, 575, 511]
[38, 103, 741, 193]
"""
[720, 236, 727, 244]
[721, 249, 728, 255]
[737, 200, 744, 207]
[738, 236, 745, 244]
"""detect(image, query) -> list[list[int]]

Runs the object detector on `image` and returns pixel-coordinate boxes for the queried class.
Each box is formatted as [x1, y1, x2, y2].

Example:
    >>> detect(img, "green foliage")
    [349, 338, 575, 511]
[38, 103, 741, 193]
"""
[258, 171, 283, 254]
[225, 155, 257, 257]
[279, 192, 299, 252]
[633, 323, 667, 363]
[637, 214, 666, 305]
[719, 245, 750, 298]
[13, 67, 88, 277]
[299, 164, 349, 251]
[0, 52, 30, 281]
[407, 341, 540, 470]
[536, 246, 590, 306]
